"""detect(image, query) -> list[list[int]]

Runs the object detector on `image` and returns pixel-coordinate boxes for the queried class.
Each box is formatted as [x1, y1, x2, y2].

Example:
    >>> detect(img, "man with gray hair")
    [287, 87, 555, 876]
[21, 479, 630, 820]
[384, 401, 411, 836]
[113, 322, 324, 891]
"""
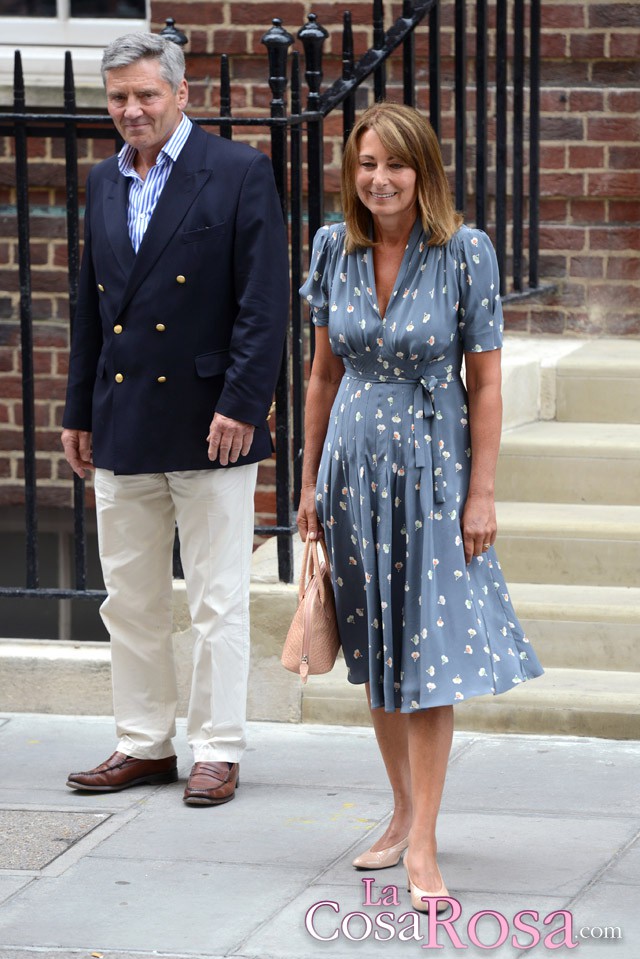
[61, 33, 289, 805]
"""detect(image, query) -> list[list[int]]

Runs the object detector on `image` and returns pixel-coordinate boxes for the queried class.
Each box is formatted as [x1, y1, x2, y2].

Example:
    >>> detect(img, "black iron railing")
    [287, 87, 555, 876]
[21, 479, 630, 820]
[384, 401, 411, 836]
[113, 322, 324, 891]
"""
[0, 0, 548, 618]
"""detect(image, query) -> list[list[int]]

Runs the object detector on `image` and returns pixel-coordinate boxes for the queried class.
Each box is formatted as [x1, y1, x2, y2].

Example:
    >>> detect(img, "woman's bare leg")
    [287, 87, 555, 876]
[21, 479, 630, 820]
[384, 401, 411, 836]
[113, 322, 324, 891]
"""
[364, 683, 413, 850]
[404, 704, 454, 890]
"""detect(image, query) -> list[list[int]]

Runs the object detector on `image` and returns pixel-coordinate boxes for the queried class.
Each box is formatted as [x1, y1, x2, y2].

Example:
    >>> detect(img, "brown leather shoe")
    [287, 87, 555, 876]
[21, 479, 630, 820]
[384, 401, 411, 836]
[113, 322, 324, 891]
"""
[66, 751, 178, 792]
[183, 761, 239, 806]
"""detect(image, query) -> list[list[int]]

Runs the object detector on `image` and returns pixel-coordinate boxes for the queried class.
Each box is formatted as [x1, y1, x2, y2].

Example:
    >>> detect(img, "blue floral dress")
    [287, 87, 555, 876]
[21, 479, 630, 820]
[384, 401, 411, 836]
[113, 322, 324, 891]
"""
[300, 219, 544, 712]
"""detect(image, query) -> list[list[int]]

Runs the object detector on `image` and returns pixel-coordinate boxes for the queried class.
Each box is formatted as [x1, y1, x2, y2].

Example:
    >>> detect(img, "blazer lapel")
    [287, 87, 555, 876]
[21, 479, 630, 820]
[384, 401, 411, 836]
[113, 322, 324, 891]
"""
[115, 123, 212, 318]
[103, 170, 136, 278]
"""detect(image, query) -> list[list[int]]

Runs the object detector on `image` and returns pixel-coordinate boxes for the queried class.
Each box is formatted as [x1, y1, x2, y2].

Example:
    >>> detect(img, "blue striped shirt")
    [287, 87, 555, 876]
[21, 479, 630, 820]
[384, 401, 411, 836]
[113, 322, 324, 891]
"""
[118, 112, 193, 253]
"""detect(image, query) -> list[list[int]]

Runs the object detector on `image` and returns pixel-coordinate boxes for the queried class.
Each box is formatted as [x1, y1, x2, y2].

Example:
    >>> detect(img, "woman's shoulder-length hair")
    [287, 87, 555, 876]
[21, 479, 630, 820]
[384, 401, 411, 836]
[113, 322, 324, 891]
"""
[341, 102, 463, 254]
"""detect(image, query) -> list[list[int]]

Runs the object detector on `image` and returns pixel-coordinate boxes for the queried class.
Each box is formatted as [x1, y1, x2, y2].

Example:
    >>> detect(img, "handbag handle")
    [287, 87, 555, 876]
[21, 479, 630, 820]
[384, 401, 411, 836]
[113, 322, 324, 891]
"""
[298, 537, 331, 604]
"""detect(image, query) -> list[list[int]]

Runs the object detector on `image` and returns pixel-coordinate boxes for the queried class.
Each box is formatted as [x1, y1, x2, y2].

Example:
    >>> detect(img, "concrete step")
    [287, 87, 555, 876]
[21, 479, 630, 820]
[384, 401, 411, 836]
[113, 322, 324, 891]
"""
[495, 502, 640, 587]
[499, 336, 583, 430]
[496, 421, 640, 505]
[301, 667, 640, 739]
[555, 339, 640, 424]
[509, 583, 640, 671]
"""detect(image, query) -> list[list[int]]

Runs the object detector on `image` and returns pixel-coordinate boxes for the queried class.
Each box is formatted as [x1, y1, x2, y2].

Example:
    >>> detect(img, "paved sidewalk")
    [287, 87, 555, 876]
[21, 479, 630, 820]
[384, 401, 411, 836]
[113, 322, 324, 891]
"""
[0, 714, 638, 959]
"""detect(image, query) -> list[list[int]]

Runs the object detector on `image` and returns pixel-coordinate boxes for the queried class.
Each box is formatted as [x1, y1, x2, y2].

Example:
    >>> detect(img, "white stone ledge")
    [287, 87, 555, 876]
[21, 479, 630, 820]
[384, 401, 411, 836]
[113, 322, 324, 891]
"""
[501, 333, 586, 428]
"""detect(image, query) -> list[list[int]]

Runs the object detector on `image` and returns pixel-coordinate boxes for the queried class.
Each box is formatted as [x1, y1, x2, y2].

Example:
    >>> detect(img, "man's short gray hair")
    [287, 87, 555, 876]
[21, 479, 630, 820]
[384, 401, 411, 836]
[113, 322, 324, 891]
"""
[101, 33, 185, 91]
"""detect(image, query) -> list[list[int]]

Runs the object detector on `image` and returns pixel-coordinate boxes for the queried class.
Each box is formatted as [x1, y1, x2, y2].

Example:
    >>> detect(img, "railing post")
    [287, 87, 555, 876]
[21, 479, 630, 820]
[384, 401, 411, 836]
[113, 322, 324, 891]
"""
[495, 0, 508, 294]
[428, 1, 440, 137]
[513, 0, 525, 291]
[454, 0, 466, 214]
[402, 0, 416, 107]
[298, 13, 329, 247]
[373, 0, 387, 101]
[219, 53, 233, 140]
[290, 52, 304, 509]
[475, 0, 487, 229]
[342, 11, 356, 145]
[63, 51, 88, 594]
[299, 11, 329, 371]
[262, 17, 294, 583]
[13, 51, 39, 591]
[529, 0, 541, 289]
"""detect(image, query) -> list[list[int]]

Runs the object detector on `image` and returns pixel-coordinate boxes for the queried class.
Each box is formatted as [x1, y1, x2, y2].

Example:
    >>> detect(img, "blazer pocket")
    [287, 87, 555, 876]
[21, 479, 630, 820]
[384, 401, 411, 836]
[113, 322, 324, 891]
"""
[182, 222, 227, 243]
[195, 349, 231, 377]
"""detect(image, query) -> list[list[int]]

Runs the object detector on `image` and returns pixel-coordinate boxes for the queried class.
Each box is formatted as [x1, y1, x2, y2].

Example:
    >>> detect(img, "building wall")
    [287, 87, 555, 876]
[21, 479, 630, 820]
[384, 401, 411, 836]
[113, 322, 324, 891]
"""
[517, 0, 639, 335]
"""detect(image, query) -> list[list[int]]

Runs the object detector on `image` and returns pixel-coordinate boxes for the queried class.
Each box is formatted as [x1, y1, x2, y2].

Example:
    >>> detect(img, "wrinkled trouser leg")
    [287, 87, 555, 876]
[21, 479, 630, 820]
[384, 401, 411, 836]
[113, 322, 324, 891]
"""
[94, 465, 257, 762]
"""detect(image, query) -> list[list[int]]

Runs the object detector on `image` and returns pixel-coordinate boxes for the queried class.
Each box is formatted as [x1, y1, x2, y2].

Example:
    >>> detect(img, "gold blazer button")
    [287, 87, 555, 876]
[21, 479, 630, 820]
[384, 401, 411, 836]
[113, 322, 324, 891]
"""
[155, 323, 166, 332]
[114, 324, 123, 334]
[176, 275, 186, 284]
[115, 373, 124, 383]
[157, 375, 167, 383]
[98, 284, 105, 292]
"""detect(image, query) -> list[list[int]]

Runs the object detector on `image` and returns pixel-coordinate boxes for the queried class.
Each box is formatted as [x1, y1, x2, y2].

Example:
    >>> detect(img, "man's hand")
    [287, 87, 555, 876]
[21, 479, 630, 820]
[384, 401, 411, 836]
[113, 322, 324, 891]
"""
[61, 429, 94, 478]
[207, 413, 255, 466]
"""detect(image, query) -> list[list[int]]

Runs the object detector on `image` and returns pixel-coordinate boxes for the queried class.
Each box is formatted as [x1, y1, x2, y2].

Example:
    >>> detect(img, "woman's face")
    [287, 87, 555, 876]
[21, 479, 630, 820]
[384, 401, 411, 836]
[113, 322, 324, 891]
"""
[355, 128, 418, 225]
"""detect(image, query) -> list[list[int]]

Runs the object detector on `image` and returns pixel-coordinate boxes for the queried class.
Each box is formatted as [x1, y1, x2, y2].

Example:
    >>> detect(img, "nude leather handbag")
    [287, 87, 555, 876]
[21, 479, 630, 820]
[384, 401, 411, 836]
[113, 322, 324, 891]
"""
[281, 537, 340, 682]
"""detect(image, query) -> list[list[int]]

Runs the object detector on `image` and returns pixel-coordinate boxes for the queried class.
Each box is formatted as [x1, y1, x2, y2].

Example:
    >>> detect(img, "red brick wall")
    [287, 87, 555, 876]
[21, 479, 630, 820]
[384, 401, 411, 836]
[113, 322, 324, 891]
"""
[0, 138, 115, 510]
[514, 0, 640, 334]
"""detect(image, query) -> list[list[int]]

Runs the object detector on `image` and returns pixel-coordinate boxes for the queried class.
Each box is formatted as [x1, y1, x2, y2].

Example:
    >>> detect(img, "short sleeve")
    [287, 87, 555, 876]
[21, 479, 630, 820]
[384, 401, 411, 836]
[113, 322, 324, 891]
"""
[299, 225, 341, 327]
[457, 228, 504, 353]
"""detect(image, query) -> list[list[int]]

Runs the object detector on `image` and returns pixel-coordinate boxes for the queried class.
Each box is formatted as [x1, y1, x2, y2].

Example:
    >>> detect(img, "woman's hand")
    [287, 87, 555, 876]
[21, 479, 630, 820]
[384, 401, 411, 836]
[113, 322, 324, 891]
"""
[460, 490, 497, 564]
[297, 483, 323, 541]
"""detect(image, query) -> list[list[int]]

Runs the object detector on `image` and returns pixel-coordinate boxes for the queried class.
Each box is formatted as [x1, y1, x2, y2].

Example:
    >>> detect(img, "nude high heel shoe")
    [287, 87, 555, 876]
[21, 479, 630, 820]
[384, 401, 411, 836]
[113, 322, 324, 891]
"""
[352, 836, 409, 870]
[405, 864, 450, 913]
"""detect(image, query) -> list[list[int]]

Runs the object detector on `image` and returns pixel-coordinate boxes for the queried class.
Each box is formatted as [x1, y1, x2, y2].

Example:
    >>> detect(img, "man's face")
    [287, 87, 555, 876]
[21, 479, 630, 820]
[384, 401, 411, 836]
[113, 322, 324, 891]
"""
[105, 57, 188, 159]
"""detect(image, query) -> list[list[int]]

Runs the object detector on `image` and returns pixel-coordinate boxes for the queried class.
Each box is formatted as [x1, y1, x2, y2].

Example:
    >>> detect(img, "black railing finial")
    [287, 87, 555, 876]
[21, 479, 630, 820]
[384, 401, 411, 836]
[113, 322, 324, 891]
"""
[63, 51, 77, 113]
[160, 17, 188, 47]
[13, 50, 25, 112]
[298, 12, 329, 110]
[261, 18, 294, 116]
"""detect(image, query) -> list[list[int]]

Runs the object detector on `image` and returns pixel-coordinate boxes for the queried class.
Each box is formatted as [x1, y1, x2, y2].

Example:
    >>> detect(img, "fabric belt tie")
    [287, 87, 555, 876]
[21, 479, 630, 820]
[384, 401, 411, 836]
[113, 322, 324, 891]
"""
[413, 375, 446, 505]
[343, 368, 453, 507]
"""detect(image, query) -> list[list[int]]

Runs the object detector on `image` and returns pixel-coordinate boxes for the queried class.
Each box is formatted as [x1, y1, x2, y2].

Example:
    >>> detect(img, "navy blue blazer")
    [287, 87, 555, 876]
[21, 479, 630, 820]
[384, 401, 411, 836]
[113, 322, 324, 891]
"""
[62, 120, 289, 474]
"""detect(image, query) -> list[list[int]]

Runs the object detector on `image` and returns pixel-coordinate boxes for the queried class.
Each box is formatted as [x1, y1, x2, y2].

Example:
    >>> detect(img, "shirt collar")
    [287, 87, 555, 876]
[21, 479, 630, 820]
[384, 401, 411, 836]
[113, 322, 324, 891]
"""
[117, 112, 192, 177]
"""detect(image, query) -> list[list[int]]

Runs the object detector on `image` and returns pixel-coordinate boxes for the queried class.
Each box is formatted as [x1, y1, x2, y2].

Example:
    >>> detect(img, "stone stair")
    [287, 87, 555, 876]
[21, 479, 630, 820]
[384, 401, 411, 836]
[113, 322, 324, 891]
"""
[495, 503, 640, 586]
[300, 338, 640, 738]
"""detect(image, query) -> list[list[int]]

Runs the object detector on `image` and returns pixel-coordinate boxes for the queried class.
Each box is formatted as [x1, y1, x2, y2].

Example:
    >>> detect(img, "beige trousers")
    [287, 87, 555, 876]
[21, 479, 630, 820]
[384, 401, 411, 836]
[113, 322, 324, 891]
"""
[94, 464, 258, 763]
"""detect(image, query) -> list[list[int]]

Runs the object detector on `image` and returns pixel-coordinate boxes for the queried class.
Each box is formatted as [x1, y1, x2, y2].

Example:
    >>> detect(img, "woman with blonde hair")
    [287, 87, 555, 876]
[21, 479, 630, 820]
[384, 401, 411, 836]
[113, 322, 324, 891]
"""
[298, 102, 543, 911]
